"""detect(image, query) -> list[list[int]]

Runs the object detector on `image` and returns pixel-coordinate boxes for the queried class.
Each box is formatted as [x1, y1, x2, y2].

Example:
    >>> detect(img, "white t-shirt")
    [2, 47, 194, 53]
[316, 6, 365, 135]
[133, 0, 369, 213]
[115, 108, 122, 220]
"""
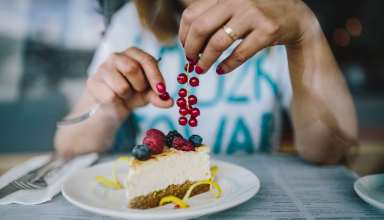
[88, 2, 292, 155]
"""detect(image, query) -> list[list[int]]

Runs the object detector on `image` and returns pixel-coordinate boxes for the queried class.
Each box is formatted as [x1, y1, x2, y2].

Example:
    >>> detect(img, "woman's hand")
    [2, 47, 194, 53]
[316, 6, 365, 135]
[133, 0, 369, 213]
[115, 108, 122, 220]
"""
[55, 47, 173, 157]
[179, 0, 318, 74]
[87, 47, 173, 119]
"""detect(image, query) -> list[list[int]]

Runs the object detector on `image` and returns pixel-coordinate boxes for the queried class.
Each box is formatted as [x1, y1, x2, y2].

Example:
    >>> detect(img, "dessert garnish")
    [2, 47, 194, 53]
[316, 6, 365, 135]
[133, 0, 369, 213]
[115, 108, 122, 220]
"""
[176, 61, 201, 127]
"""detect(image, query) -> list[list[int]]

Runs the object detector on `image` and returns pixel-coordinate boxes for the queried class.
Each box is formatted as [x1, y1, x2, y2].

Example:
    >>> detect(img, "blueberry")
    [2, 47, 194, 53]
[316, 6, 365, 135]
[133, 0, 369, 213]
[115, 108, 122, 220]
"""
[132, 144, 151, 161]
[188, 135, 203, 147]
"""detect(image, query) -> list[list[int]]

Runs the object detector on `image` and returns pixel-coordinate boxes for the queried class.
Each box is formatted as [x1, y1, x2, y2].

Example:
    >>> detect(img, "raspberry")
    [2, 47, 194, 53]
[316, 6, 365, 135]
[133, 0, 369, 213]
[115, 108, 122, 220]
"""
[172, 137, 195, 151]
[143, 135, 164, 154]
[172, 136, 185, 149]
[145, 128, 165, 139]
[189, 135, 203, 147]
[132, 144, 151, 160]
[165, 130, 182, 147]
[180, 141, 195, 151]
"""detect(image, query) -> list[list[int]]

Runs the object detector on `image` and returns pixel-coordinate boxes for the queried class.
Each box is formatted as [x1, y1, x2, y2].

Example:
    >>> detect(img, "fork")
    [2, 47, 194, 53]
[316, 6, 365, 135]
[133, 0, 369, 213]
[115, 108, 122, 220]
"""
[0, 155, 68, 199]
[56, 104, 100, 127]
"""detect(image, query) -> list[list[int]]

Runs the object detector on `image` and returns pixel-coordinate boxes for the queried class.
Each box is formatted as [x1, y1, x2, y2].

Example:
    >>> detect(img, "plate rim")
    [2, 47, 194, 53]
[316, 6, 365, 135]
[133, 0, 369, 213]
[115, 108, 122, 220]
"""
[62, 159, 260, 219]
[354, 173, 384, 210]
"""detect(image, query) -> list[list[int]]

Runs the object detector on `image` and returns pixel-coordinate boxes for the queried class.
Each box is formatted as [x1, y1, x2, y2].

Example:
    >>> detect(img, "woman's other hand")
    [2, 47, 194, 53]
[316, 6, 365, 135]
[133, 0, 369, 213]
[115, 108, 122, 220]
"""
[87, 47, 173, 120]
[179, 0, 317, 74]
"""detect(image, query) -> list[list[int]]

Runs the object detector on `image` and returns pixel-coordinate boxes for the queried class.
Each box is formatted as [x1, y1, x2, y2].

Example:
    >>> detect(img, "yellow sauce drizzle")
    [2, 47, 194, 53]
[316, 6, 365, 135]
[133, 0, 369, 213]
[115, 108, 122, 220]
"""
[95, 156, 131, 190]
[159, 195, 189, 208]
[160, 166, 222, 209]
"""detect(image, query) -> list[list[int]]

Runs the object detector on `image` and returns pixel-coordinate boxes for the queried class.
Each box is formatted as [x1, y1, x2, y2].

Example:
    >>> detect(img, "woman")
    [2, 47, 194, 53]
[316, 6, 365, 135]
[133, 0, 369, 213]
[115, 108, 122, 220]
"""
[55, 0, 358, 164]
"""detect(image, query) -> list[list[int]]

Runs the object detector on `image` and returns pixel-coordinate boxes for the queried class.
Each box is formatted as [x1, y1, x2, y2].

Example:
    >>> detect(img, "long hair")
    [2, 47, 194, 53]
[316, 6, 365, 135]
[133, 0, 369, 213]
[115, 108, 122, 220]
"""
[98, 0, 183, 43]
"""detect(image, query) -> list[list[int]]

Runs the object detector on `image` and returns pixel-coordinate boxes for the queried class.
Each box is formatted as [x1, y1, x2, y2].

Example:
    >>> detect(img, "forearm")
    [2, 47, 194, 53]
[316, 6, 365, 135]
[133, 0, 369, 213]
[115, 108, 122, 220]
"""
[54, 91, 128, 157]
[286, 20, 358, 164]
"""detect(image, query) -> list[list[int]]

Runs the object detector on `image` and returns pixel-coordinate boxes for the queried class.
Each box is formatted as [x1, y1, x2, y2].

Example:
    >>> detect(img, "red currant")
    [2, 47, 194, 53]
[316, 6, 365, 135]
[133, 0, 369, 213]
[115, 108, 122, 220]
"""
[179, 117, 188, 126]
[177, 73, 188, 84]
[179, 108, 189, 116]
[190, 108, 200, 117]
[176, 97, 187, 108]
[178, 88, 187, 97]
[184, 63, 194, 73]
[189, 117, 198, 127]
[159, 92, 170, 100]
[188, 95, 197, 105]
[189, 77, 199, 87]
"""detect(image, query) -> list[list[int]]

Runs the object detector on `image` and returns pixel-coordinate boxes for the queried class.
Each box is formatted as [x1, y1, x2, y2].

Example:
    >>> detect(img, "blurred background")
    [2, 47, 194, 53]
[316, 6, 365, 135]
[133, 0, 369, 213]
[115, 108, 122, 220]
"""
[0, 0, 383, 153]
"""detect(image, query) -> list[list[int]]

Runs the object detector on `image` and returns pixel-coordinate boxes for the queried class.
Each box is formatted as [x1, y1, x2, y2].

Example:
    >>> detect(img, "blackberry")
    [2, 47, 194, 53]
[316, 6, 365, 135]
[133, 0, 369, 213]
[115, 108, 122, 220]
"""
[165, 130, 182, 147]
[189, 134, 203, 147]
[132, 144, 151, 161]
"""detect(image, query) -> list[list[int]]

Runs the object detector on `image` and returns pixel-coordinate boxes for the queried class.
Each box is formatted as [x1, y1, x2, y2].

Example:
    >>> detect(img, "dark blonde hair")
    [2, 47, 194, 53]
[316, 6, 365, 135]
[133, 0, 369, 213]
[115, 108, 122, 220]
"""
[133, 0, 183, 43]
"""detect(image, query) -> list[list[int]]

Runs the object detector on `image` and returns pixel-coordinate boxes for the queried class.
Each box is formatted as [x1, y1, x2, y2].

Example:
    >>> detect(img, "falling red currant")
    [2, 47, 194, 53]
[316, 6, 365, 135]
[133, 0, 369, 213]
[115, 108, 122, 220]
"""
[179, 108, 189, 116]
[190, 108, 200, 117]
[177, 73, 188, 84]
[189, 77, 199, 87]
[188, 95, 197, 105]
[179, 117, 188, 125]
[189, 117, 198, 127]
[178, 88, 187, 97]
[176, 97, 187, 108]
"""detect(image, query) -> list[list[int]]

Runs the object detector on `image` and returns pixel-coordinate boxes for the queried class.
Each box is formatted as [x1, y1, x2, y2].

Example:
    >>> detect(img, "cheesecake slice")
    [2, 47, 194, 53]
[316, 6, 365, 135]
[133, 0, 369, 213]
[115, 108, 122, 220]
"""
[124, 145, 211, 209]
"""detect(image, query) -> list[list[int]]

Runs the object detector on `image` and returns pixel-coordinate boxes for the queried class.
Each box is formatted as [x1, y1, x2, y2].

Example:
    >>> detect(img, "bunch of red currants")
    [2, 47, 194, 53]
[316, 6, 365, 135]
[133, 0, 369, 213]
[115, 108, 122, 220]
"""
[176, 60, 202, 127]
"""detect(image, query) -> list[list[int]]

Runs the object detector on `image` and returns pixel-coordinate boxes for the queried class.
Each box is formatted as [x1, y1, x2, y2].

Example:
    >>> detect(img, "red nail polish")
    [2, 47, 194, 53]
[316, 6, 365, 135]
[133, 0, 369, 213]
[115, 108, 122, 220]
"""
[156, 82, 166, 94]
[195, 65, 204, 74]
[216, 66, 225, 75]
[159, 92, 170, 100]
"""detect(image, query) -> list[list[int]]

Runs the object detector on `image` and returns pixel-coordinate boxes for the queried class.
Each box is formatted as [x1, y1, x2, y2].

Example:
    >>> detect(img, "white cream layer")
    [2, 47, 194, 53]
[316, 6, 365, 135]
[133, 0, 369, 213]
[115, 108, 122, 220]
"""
[124, 147, 211, 201]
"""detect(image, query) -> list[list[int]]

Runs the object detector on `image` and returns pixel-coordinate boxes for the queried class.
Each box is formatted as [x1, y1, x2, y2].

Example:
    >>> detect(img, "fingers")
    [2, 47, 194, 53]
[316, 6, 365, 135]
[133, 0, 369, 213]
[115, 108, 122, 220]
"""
[183, 2, 233, 64]
[217, 9, 279, 74]
[87, 77, 121, 104]
[146, 91, 174, 108]
[218, 29, 275, 74]
[100, 64, 133, 100]
[197, 11, 253, 74]
[179, 0, 217, 49]
[113, 54, 148, 92]
[123, 48, 166, 95]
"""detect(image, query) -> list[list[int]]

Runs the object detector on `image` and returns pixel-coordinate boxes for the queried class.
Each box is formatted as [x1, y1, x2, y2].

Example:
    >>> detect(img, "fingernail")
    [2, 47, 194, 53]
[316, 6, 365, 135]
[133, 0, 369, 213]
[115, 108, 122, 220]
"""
[156, 82, 166, 94]
[159, 92, 170, 100]
[216, 66, 225, 75]
[195, 65, 204, 74]
[186, 56, 197, 65]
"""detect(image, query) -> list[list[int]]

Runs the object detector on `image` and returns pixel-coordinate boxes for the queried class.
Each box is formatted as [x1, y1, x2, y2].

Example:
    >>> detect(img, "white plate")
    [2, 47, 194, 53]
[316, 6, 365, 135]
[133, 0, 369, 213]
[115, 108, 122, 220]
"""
[354, 173, 384, 210]
[62, 159, 260, 219]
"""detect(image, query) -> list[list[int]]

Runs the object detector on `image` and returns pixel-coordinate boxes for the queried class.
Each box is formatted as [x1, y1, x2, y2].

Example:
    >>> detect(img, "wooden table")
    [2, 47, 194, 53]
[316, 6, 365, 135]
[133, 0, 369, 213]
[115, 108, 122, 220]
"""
[1, 142, 383, 176]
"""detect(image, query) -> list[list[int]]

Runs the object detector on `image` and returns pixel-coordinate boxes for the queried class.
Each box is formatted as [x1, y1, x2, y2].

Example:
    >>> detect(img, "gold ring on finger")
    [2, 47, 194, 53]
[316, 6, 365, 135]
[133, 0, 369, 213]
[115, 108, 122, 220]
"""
[223, 26, 238, 41]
